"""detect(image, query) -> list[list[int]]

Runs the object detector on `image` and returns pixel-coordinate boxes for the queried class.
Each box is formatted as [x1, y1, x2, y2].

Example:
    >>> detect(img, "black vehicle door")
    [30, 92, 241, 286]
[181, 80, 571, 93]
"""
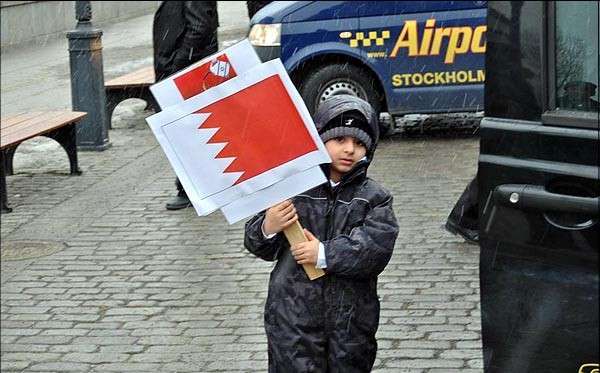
[478, 2, 599, 373]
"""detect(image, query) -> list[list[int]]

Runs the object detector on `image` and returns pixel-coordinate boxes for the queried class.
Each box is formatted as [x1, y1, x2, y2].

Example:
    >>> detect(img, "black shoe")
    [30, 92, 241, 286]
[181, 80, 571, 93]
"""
[444, 220, 479, 245]
[166, 194, 192, 210]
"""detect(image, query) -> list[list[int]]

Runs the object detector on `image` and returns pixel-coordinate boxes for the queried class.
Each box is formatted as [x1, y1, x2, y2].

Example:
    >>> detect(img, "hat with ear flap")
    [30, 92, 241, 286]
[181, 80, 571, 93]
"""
[319, 110, 374, 150]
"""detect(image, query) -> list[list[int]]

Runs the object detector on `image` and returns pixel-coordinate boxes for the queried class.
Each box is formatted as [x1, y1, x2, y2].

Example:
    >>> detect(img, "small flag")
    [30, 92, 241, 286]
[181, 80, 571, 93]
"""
[150, 39, 261, 109]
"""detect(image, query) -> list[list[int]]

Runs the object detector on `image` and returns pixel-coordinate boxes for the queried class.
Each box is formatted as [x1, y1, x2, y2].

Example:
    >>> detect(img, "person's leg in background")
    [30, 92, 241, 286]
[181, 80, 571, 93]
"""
[166, 178, 192, 210]
[445, 177, 479, 244]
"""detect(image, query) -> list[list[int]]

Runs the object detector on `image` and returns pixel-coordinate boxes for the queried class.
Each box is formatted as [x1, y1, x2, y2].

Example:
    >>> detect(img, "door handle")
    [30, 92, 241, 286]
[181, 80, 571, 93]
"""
[493, 184, 599, 215]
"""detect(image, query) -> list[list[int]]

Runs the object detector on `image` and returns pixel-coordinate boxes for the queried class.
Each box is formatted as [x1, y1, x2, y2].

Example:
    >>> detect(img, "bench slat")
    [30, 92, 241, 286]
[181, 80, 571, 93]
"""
[129, 67, 154, 80]
[1, 114, 84, 149]
[105, 66, 155, 88]
[1, 111, 86, 137]
[1, 111, 66, 132]
[1, 111, 78, 133]
[1, 112, 50, 128]
[1, 111, 86, 149]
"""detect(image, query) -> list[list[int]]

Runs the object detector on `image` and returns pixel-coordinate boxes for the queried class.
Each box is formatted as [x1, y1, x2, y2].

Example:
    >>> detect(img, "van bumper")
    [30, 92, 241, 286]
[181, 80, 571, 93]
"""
[253, 46, 281, 62]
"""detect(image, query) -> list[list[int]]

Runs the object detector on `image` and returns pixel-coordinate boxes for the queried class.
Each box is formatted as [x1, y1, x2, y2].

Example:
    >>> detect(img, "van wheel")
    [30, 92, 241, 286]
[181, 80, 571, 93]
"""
[299, 63, 383, 117]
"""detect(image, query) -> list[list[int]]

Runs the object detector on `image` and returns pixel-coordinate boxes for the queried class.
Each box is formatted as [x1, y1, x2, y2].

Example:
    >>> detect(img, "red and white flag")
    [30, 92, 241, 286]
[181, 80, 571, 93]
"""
[150, 39, 261, 109]
[147, 59, 330, 221]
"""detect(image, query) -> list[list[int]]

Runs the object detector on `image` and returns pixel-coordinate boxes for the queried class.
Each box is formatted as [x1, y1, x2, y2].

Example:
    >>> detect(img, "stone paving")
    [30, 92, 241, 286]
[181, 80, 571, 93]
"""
[1, 122, 482, 372]
[1, 3, 483, 372]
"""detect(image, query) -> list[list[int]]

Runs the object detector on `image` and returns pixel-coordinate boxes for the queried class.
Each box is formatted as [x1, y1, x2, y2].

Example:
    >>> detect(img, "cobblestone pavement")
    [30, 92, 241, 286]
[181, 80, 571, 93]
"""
[1, 119, 482, 372]
[2, 3, 483, 371]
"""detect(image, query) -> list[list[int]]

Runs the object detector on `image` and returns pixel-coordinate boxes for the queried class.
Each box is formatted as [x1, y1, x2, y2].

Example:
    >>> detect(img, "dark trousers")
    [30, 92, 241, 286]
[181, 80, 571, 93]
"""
[267, 334, 376, 373]
[446, 177, 479, 240]
[175, 178, 187, 197]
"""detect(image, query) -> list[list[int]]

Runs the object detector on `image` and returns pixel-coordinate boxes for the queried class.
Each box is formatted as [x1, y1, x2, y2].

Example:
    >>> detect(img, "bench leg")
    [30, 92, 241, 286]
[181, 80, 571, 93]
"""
[47, 124, 81, 175]
[105, 92, 123, 130]
[140, 88, 159, 112]
[3, 148, 16, 176]
[0, 151, 12, 213]
[106, 86, 156, 130]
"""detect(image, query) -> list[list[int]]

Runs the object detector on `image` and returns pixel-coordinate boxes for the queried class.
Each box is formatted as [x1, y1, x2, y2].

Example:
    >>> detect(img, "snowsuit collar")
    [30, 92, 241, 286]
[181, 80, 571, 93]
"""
[320, 160, 368, 192]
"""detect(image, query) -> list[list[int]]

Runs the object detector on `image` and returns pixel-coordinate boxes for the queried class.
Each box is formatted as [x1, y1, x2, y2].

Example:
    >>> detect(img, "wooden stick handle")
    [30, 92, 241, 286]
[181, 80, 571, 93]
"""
[283, 221, 326, 280]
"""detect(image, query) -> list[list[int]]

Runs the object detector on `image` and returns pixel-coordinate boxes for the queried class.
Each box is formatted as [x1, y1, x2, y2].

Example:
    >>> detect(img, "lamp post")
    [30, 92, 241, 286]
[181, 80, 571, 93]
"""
[66, 1, 110, 150]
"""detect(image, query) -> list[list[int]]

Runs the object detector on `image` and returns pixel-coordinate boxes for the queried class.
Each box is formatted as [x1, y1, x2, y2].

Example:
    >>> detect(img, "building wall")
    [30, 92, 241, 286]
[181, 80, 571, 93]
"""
[1, 1, 160, 48]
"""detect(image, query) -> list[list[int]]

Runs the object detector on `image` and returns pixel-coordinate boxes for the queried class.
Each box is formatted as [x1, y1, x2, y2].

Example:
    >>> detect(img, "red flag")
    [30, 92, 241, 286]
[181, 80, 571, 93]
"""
[197, 75, 318, 185]
[174, 54, 237, 100]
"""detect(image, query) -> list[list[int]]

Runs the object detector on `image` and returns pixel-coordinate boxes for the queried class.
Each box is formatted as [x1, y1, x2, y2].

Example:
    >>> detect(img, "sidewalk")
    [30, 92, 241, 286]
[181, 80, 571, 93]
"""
[1, 3, 484, 372]
[0, 1, 250, 173]
[1, 1, 250, 117]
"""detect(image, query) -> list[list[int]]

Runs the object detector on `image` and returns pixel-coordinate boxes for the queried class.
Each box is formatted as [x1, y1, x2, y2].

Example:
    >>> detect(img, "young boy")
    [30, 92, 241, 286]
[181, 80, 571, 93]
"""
[244, 95, 399, 372]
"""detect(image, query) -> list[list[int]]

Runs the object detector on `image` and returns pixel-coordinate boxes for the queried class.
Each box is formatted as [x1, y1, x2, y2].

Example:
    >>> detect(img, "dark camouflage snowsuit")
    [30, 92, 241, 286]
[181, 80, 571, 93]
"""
[245, 95, 399, 372]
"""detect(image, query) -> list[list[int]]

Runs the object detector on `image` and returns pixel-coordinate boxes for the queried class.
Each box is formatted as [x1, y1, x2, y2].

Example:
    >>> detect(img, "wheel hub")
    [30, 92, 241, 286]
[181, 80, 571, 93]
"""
[319, 80, 367, 104]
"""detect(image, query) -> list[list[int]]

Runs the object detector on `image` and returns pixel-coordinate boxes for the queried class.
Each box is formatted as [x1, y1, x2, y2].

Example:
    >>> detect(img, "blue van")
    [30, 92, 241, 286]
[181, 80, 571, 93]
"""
[248, 1, 487, 132]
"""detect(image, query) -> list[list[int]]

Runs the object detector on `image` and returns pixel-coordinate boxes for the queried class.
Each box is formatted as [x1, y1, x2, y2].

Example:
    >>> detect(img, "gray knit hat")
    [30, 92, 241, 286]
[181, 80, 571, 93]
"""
[319, 111, 373, 150]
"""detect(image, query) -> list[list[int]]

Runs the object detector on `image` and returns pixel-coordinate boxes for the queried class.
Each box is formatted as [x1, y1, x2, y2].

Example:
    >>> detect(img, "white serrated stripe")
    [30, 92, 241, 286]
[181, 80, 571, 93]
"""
[211, 156, 237, 173]
[204, 141, 228, 159]
[193, 114, 243, 180]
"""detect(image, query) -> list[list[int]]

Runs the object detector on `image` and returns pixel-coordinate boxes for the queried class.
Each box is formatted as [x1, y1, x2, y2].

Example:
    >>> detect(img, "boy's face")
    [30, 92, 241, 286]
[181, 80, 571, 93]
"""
[325, 136, 367, 182]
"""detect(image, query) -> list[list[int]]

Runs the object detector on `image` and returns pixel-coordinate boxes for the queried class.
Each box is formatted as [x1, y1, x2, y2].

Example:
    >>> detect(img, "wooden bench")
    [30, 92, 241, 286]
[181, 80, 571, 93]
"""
[1, 111, 87, 213]
[105, 66, 157, 129]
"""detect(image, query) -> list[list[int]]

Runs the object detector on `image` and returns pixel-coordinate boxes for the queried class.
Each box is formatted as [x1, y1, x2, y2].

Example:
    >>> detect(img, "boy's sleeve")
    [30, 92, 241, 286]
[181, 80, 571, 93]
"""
[323, 194, 399, 279]
[244, 212, 286, 262]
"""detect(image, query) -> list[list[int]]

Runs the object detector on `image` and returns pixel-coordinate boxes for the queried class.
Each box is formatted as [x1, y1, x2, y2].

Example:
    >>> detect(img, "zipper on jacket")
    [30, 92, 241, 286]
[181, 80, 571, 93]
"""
[325, 187, 339, 241]
[323, 162, 366, 240]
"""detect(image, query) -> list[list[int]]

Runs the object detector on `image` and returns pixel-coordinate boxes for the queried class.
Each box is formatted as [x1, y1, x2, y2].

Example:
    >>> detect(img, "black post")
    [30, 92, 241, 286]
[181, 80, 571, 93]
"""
[0, 151, 12, 213]
[67, 1, 110, 151]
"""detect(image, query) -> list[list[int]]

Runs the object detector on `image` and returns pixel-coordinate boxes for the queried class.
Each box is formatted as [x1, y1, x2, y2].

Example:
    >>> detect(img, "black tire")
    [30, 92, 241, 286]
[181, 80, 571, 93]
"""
[299, 63, 383, 117]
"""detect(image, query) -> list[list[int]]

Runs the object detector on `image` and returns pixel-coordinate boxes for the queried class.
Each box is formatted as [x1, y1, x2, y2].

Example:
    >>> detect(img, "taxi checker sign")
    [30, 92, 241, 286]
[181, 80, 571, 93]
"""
[146, 59, 330, 223]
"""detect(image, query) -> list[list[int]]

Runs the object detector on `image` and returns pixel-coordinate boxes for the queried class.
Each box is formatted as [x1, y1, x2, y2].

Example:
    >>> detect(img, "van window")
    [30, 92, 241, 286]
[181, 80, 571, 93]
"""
[555, 1, 599, 112]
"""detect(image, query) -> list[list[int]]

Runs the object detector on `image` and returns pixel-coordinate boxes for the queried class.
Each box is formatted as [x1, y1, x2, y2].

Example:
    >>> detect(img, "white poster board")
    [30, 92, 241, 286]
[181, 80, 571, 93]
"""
[147, 59, 330, 222]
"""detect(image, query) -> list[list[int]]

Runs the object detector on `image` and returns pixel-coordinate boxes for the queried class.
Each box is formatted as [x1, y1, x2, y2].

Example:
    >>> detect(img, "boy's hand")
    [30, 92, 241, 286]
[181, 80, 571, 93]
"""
[263, 200, 298, 236]
[291, 229, 319, 266]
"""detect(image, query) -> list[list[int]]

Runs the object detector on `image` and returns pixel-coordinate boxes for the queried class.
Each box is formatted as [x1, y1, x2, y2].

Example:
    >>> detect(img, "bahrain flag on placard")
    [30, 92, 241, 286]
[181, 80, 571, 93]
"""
[150, 39, 261, 109]
[174, 54, 237, 100]
[197, 75, 318, 185]
[146, 59, 330, 220]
